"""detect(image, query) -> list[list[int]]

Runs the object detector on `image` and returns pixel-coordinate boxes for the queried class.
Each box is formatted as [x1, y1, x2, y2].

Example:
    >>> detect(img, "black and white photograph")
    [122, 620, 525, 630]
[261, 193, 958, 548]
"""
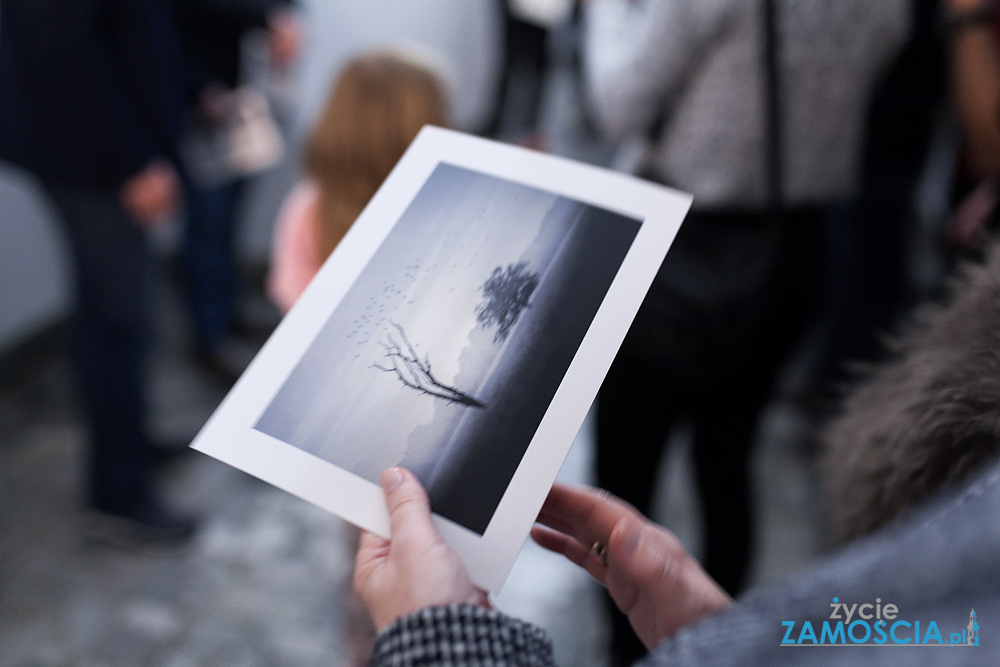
[191, 127, 689, 589]
[255, 162, 641, 534]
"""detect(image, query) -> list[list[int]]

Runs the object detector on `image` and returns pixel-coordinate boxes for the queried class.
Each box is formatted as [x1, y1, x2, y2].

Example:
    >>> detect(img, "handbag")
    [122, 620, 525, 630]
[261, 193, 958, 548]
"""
[180, 87, 284, 188]
[619, 0, 785, 387]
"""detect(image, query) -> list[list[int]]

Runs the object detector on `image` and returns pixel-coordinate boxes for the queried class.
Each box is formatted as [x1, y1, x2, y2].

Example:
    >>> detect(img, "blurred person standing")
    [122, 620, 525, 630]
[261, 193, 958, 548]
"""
[948, 0, 1000, 177]
[173, 0, 301, 382]
[815, 0, 946, 397]
[0, 0, 195, 536]
[582, 1, 909, 663]
[292, 0, 501, 137]
[485, 0, 572, 145]
[266, 50, 451, 665]
[944, 0, 1000, 259]
[268, 49, 451, 313]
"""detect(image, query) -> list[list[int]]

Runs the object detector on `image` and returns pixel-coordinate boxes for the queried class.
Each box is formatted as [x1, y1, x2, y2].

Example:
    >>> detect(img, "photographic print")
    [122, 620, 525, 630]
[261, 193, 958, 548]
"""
[191, 127, 690, 590]
[254, 163, 641, 535]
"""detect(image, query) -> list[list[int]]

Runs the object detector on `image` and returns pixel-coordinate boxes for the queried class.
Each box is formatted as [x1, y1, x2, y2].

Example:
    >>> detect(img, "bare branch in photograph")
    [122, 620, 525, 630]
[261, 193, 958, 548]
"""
[371, 321, 486, 408]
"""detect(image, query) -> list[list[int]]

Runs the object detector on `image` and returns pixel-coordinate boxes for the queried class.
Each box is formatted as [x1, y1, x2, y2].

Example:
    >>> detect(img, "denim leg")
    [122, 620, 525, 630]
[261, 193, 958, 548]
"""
[181, 178, 244, 352]
[46, 186, 153, 510]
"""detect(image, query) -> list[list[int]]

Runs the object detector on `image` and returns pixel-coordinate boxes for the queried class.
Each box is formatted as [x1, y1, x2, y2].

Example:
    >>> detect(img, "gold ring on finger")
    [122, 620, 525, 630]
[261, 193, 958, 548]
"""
[591, 541, 608, 566]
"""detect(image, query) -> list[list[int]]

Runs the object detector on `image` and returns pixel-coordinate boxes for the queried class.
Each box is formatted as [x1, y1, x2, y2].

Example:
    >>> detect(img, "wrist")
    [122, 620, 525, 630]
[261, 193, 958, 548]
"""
[668, 555, 733, 637]
[373, 587, 491, 632]
[371, 605, 554, 667]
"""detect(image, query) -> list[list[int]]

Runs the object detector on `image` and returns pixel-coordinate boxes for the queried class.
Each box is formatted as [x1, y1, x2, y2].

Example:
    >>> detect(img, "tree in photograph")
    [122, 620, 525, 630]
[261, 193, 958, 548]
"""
[371, 321, 485, 408]
[475, 261, 540, 343]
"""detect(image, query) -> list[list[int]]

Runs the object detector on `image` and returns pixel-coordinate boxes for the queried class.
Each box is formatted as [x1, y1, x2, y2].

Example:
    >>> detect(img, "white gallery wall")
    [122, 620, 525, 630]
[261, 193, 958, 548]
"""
[0, 163, 69, 353]
[0, 0, 503, 357]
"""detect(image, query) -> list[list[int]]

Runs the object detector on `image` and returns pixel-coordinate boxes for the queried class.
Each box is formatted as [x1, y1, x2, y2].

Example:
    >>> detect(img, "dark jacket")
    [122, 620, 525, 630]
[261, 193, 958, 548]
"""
[0, 0, 191, 189]
[174, 0, 291, 89]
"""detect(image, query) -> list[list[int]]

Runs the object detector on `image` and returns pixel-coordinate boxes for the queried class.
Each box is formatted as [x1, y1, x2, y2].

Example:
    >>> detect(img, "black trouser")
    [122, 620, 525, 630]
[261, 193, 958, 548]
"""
[46, 185, 155, 511]
[484, 2, 549, 137]
[595, 209, 825, 664]
[181, 176, 246, 353]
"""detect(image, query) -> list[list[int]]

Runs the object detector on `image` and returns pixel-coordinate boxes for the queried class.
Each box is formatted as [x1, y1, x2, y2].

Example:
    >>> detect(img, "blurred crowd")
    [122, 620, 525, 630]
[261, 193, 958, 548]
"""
[1, 0, 999, 665]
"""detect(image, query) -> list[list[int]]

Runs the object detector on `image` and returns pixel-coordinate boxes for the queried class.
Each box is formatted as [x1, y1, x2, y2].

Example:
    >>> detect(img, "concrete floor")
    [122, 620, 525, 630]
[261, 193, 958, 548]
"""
[0, 41, 824, 667]
[0, 298, 823, 667]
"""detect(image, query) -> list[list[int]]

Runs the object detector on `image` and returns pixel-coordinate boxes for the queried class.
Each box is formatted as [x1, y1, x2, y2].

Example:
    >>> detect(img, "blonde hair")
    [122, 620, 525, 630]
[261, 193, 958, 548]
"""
[305, 51, 449, 260]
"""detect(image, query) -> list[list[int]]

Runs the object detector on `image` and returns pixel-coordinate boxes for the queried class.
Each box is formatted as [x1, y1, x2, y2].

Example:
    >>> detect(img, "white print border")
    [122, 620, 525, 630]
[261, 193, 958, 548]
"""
[190, 126, 691, 591]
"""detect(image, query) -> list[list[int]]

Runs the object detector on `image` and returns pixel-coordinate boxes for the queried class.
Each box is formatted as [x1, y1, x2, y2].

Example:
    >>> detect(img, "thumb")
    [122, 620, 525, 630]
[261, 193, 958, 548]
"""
[381, 467, 435, 541]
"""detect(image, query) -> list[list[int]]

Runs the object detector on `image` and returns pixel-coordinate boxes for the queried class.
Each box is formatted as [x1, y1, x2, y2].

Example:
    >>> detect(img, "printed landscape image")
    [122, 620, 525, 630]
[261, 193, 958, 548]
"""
[255, 163, 641, 534]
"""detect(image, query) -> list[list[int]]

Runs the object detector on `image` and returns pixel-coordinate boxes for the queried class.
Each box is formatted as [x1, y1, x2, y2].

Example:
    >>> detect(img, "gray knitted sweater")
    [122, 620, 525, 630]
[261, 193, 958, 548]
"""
[584, 0, 910, 208]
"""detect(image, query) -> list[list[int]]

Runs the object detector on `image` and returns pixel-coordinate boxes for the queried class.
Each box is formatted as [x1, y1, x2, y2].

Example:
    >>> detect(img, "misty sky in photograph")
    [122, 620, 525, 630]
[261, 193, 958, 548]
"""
[255, 163, 577, 483]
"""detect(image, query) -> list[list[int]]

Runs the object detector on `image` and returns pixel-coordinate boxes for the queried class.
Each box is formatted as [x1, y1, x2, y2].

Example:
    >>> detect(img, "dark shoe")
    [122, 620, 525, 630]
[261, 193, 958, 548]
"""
[87, 498, 197, 544]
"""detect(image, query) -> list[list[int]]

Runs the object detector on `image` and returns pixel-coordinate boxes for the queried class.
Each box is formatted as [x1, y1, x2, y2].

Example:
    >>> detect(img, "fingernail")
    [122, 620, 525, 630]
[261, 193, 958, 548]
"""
[382, 467, 404, 493]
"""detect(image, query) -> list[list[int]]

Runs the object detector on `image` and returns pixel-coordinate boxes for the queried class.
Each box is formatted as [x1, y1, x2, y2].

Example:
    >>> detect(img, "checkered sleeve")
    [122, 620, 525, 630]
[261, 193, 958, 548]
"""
[370, 604, 557, 666]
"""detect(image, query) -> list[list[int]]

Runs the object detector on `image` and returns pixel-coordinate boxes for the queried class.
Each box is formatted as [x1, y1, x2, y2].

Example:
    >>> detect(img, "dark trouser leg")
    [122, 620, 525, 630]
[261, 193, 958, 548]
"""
[820, 193, 908, 390]
[181, 178, 243, 353]
[689, 376, 766, 595]
[46, 187, 154, 510]
[484, 2, 550, 137]
[688, 214, 825, 594]
[596, 352, 677, 666]
[506, 16, 549, 136]
[596, 353, 677, 513]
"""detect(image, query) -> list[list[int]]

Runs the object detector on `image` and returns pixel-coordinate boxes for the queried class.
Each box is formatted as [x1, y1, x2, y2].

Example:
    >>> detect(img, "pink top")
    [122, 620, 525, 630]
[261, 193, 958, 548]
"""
[267, 179, 322, 313]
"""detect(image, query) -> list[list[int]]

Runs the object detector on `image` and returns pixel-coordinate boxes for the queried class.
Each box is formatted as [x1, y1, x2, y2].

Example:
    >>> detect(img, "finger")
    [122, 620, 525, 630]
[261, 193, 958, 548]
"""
[381, 467, 436, 544]
[357, 528, 390, 557]
[605, 518, 731, 645]
[530, 523, 571, 555]
[606, 517, 684, 615]
[531, 524, 608, 585]
[353, 530, 390, 595]
[536, 483, 638, 552]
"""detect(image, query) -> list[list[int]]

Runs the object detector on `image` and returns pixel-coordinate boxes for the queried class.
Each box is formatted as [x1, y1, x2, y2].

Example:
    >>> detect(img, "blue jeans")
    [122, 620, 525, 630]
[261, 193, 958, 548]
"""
[181, 178, 245, 352]
[45, 186, 153, 510]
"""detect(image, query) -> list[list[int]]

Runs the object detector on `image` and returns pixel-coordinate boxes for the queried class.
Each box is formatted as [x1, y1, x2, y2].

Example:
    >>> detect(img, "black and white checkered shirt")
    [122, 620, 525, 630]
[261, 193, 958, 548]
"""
[371, 604, 556, 666]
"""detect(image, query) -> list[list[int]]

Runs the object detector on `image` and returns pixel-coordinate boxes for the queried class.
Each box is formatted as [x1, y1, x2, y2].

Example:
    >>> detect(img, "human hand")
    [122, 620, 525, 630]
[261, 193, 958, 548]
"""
[531, 484, 731, 649]
[267, 7, 301, 71]
[354, 467, 490, 632]
[119, 159, 180, 228]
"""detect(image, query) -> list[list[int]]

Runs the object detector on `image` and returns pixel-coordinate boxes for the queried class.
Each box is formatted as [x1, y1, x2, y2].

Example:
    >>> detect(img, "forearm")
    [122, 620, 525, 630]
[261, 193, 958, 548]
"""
[371, 605, 556, 667]
[950, 4, 1000, 175]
